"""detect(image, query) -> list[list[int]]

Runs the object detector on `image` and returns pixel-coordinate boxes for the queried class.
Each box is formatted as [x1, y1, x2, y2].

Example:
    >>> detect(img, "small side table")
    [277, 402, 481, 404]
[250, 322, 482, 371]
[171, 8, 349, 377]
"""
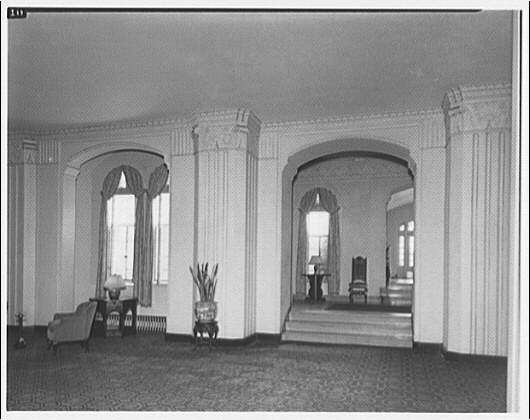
[193, 321, 218, 349]
[90, 297, 138, 338]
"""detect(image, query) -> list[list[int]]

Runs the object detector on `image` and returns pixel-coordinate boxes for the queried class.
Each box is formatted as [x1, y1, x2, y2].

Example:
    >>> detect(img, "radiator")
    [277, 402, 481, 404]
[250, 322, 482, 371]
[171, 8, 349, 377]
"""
[102, 314, 167, 333]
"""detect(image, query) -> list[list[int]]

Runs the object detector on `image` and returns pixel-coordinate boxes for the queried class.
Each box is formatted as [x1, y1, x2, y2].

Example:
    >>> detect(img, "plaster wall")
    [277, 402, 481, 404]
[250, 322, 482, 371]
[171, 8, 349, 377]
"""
[35, 164, 60, 324]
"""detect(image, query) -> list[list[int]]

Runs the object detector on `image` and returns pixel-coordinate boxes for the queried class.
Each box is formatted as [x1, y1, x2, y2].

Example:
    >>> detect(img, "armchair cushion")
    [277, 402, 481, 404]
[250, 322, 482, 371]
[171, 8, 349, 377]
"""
[47, 301, 97, 345]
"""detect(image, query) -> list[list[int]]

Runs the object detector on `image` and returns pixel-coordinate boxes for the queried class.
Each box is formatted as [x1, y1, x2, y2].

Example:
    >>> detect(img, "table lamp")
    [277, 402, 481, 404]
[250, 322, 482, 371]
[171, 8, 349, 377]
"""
[104, 274, 126, 302]
[309, 255, 323, 274]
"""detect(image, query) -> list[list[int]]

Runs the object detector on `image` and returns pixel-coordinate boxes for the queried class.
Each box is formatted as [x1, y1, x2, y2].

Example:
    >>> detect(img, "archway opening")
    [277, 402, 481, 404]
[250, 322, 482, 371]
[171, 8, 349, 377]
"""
[280, 138, 416, 325]
[58, 146, 168, 324]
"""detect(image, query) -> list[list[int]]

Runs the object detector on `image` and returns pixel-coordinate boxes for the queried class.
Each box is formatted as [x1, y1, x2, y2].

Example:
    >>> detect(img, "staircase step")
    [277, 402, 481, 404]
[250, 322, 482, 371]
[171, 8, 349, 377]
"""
[281, 330, 412, 348]
[289, 310, 411, 325]
[285, 320, 412, 335]
[390, 278, 414, 286]
[387, 284, 413, 292]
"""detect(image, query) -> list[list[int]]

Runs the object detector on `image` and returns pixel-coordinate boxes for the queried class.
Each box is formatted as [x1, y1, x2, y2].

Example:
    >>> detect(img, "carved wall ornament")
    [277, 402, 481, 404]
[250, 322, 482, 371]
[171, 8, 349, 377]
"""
[193, 108, 260, 155]
[8, 142, 23, 166]
[463, 100, 511, 131]
[8, 137, 38, 165]
[443, 84, 512, 138]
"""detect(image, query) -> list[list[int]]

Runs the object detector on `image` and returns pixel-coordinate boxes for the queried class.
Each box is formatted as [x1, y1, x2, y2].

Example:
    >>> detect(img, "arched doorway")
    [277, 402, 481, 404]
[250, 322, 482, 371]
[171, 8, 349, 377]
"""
[280, 138, 416, 331]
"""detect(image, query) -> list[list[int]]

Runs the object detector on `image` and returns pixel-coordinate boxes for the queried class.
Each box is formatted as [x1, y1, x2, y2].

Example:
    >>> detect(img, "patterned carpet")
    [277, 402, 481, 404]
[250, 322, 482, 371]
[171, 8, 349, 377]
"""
[7, 330, 506, 412]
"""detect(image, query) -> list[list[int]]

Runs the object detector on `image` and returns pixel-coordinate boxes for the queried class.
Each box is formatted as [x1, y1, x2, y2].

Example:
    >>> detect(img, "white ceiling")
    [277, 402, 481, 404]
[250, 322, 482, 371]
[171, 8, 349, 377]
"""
[8, 10, 513, 130]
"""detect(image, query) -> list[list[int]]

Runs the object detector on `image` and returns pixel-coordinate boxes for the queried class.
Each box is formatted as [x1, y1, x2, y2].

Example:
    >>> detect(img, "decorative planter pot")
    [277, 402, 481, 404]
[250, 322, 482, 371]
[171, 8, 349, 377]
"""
[194, 301, 218, 323]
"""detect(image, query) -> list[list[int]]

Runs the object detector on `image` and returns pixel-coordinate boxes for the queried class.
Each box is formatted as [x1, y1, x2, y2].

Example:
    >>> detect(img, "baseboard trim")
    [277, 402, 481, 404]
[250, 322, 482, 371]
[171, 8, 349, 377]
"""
[413, 341, 443, 354]
[442, 350, 508, 364]
[255, 333, 282, 345]
[165, 333, 193, 343]
[165, 332, 281, 346]
[8, 325, 48, 335]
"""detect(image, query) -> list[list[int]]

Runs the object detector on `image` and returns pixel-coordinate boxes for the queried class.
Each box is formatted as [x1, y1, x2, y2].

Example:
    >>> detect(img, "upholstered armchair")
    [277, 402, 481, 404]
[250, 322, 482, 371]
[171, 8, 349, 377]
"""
[47, 301, 97, 353]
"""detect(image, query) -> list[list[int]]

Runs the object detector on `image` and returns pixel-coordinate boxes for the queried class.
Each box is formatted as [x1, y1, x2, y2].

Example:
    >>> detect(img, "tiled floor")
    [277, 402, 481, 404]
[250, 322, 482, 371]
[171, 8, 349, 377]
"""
[7, 331, 506, 412]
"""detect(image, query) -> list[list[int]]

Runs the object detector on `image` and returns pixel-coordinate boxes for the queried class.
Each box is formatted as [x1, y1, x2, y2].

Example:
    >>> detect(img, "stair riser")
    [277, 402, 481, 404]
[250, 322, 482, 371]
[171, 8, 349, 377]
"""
[286, 321, 411, 335]
[282, 331, 412, 348]
[390, 279, 414, 285]
[289, 312, 411, 324]
[387, 286, 413, 291]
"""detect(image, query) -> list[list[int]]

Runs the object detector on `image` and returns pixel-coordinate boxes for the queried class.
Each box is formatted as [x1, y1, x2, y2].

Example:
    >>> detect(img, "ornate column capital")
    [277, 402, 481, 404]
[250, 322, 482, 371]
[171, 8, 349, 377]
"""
[443, 84, 512, 138]
[8, 136, 38, 165]
[192, 108, 261, 156]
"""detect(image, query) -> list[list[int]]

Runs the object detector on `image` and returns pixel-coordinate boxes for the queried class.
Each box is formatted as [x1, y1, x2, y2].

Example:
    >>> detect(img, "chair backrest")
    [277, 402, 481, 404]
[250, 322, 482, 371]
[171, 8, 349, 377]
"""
[75, 301, 98, 338]
[352, 256, 367, 283]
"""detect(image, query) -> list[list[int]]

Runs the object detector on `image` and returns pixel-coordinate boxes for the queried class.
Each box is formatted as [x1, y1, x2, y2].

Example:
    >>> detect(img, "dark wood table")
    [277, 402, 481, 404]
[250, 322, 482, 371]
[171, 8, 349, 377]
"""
[302, 273, 330, 303]
[193, 321, 218, 349]
[89, 297, 138, 338]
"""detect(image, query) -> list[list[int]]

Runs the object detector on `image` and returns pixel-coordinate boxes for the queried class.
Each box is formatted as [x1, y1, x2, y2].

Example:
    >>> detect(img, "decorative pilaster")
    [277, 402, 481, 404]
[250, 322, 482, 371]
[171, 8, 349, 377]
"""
[442, 84, 512, 356]
[193, 109, 260, 339]
[7, 137, 38, 324]
[167, 123, 197, 335]
[57, 165, 79, 312]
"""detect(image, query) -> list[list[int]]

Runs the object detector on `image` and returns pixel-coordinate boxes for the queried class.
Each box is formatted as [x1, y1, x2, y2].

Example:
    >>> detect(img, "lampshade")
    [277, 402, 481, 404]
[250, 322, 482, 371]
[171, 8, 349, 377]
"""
[308, 255, 323, 265]
[104, 274, 126, 290]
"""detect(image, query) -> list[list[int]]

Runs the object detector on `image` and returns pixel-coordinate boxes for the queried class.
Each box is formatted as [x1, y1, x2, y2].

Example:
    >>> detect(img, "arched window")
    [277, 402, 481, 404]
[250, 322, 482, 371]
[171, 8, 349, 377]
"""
[107, 172, 135, 283]
[107, 171, 170, 285]
[306, 194, 330, 271]
[398, 220, 414, 278]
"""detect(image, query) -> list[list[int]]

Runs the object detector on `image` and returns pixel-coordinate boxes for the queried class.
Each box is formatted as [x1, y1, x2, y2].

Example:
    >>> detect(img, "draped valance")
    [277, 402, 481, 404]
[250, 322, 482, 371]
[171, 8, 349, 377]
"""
[95, 163, 169, 307]
[295, 187, 341, 296]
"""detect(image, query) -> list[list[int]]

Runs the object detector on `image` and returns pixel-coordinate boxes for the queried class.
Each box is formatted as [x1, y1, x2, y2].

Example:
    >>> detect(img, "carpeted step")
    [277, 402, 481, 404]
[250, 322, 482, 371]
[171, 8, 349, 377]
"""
[285, 319, 412, 335]
[390, 277, 414, 286]
[283, 305, 413, 348]
[288, 309, 411, 325]
[281, 330, 412, 348]
[387, 284, 413, 292]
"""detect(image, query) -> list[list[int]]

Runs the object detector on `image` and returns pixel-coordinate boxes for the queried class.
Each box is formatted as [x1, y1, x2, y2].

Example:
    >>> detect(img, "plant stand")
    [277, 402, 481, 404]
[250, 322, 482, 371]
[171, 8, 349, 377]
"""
[14, 313, 26, 349]
[193, 320, 218, 350]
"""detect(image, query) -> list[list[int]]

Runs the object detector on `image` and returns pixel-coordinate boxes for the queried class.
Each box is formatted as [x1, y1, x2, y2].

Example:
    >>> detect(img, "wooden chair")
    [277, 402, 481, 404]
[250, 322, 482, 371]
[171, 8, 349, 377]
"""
[349, 256, 367, 304]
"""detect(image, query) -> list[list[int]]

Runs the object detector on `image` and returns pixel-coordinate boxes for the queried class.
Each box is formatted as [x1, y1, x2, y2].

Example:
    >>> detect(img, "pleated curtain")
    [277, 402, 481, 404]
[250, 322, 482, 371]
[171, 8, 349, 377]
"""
[139, 164, 169, 307]
[318, 188, 341, 296]
[295, 187, 341, 295]
[95, 166, 128, 298]
[295, 189, 319, 294]
[95, 164, 168, 307]
[122, 166, 147, 305]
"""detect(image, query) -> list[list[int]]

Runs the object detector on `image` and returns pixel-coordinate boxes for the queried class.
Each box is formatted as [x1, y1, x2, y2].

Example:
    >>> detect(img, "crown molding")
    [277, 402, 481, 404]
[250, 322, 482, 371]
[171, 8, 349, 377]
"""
[8, 115, 191, 138]
[262, 108, 443, 131]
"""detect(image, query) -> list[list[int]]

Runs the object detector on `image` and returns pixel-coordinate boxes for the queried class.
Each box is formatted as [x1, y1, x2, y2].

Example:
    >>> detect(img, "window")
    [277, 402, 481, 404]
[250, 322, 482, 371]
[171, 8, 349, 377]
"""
[398, 234, 405, 266]
[398, 220, 414, 269]
[152, 187, 169, 284]
[306, 210, 329, 270]
[107, 171, 169, 285]
[107, 172, 135, 285]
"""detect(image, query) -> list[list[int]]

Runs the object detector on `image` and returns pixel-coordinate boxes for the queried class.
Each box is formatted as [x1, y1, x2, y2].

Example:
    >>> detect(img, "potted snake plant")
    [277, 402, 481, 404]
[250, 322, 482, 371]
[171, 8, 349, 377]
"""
[190, 262, 219, 323]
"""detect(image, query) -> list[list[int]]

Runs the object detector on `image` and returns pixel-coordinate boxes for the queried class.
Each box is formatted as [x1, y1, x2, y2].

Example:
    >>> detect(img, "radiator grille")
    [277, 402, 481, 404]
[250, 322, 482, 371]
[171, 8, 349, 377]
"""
[101, 314, 167, 333]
